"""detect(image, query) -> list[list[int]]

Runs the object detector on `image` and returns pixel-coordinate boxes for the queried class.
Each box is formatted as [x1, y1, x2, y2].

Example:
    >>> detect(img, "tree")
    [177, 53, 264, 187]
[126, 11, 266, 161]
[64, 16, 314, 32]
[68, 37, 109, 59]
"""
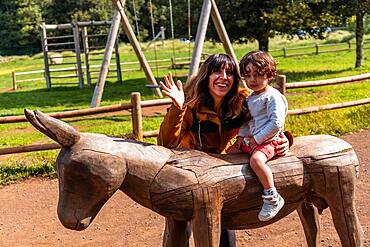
[204, 0, 346, 51]
[354, 0, 370, 67]
[0, 0, 49, 55]
[317, 0, 370, 67]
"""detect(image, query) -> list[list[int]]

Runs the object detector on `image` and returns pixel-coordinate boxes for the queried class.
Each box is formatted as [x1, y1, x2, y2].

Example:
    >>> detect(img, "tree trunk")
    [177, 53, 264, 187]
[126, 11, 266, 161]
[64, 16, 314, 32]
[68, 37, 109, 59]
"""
[257, 34, 269, 51]
[355, 12, 364, 68]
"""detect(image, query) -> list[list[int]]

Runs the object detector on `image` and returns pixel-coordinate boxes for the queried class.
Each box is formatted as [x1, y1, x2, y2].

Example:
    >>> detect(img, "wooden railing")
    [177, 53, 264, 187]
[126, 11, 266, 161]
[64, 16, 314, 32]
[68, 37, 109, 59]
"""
[270, 40, 370, 58]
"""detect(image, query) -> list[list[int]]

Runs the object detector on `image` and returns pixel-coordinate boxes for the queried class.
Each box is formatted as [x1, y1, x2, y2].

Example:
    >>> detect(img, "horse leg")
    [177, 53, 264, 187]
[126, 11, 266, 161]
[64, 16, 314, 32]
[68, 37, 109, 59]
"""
[297, 200, 320, 247]
[191, 187, 222, 247]
[162, 218, 189, 247]
[324, 166, 364, 247]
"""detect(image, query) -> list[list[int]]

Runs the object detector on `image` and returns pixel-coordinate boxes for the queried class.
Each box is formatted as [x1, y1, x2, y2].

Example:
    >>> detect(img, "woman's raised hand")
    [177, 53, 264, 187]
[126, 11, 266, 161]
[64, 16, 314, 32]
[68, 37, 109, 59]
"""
[160, 72, 185, 110]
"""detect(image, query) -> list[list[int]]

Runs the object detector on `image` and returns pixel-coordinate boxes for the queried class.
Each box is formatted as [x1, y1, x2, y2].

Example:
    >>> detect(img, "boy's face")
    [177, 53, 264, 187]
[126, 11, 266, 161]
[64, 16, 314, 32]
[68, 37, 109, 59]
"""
[242, 63, 270, 94]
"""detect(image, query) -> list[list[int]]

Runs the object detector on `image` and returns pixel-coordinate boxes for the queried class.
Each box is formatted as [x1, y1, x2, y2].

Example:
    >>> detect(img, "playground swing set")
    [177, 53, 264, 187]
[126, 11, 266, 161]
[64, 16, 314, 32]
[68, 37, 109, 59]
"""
[91, 0, 241, 107]
[14, 0, 240, 107]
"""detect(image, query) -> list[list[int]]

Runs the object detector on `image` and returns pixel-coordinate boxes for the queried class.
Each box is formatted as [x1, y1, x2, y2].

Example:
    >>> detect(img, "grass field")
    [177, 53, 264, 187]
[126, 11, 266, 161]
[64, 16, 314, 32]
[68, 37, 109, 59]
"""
[0, 30, 369, 184]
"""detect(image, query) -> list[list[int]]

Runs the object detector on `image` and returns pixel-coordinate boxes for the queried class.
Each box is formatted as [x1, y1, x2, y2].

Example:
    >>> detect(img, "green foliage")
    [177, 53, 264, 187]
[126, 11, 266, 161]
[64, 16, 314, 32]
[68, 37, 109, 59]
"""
[3, 0, 368, 55]
[0, 0, 44, 54]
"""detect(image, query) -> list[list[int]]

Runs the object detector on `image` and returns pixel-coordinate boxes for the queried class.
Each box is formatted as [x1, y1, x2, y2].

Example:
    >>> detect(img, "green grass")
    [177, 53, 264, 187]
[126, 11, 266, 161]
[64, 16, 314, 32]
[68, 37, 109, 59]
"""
[0, 30, 369, 184]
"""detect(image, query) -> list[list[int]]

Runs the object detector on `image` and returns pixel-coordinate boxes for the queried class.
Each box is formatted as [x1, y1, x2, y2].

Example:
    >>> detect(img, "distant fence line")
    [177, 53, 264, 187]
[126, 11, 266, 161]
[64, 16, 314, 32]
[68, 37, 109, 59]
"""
[1, 72, 370, 155]
[10, 39, 369, 89]
[270, 40, 370, 58]
[10, 56, 196, 90]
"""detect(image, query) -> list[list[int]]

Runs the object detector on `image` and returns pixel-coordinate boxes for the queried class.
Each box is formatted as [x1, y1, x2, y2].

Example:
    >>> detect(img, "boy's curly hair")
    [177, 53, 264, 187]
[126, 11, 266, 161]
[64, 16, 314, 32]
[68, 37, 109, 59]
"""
[239, 51, 277, 84]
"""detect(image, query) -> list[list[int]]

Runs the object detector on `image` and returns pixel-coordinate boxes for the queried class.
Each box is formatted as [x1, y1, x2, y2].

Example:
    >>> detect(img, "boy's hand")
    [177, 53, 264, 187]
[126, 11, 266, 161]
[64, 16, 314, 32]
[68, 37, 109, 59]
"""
[234, 136, 244, 150]
[247, 135, 258, 151]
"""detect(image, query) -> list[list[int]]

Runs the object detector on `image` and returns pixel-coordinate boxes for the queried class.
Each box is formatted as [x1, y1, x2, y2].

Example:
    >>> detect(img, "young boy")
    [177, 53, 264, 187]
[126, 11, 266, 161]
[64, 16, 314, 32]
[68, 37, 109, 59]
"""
[227, 51, 288, 221]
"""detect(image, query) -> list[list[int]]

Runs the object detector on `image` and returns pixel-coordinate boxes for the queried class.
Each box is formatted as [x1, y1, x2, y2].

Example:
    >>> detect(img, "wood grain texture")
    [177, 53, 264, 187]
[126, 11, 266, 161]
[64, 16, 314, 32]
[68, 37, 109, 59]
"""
[25, 109, 364, 247]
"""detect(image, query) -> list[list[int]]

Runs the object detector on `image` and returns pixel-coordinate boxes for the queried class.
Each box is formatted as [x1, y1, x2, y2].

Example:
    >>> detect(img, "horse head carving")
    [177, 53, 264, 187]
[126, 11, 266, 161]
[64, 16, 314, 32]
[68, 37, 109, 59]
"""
[24, 109, 364, 246]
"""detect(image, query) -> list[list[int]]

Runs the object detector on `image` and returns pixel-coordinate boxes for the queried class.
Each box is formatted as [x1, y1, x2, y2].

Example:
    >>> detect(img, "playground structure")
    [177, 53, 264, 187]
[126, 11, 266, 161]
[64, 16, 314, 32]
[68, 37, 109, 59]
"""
[24, 109, 364, 247]
[40, 20, 122, 89]
[90, 0, 241, 107]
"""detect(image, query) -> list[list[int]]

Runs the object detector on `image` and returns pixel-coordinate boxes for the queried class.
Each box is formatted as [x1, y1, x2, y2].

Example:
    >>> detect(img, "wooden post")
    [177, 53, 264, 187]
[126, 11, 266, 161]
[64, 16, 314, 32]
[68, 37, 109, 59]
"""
[114, 38, 123, 83]
[131, 92, 143, 141]
[160, 26, 165, 46]
[276, 74, 286, 95]
[315, 44, 319, 55]
[72, 21, 84, 89]
[348, 41, 351, 50]
[209, 0, 246, 88]
[187, 0, 212, 83]
[91, 9, 122, 107]
[40, 23, 51, 89]
[12, 72, 17, 90]
[113, 0, 163, 98]
[82, 26, 91, 87]
[283, 47, 287, 58]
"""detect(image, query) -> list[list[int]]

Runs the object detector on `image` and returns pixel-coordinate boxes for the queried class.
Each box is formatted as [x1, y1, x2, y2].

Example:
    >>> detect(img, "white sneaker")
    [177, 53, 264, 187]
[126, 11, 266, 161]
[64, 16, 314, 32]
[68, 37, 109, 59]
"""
[258, 193, 285, 221]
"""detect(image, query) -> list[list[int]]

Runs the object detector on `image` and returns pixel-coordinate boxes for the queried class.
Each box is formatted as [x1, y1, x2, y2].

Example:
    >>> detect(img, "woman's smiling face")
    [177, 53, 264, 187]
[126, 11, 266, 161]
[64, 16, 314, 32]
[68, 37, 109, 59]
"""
[208, 67, 234, 104]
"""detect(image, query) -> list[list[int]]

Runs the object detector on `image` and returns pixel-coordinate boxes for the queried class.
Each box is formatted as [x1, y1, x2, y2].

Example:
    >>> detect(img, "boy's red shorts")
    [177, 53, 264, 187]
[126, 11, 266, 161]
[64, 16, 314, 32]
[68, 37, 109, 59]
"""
[241, 134, 283, 160]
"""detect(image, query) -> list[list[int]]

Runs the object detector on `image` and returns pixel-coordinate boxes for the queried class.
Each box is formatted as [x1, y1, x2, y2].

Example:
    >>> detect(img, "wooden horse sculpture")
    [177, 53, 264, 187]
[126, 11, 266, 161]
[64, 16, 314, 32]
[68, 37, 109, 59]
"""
[24, 109, 364, 247]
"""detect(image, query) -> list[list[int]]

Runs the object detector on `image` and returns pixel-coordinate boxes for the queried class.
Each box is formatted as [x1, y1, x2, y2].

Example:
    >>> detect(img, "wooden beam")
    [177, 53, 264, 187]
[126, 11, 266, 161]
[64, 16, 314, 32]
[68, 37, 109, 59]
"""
[209, 0, 246, 88]
[113, 0, 162, 98]
[91, 9, 122, 107]
[187, 0, 212, 83]
[0, 143, 60, 155]
[72, 21, 84, 89]
[40, 23, 51, 89]
[82, 26, 92, 87]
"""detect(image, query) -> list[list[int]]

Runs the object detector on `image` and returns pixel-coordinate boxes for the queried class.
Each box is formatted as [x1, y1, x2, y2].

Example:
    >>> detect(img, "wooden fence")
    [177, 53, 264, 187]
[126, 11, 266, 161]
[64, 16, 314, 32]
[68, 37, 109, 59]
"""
[1, 73, 369, 155]
[270, 40, 370, 58]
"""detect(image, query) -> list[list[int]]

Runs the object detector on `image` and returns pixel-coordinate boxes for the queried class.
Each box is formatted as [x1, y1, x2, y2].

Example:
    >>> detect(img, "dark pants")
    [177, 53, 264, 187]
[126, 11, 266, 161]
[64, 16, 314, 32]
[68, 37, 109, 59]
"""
[186, 223, 236, 247]
[220, 228, 236, 247]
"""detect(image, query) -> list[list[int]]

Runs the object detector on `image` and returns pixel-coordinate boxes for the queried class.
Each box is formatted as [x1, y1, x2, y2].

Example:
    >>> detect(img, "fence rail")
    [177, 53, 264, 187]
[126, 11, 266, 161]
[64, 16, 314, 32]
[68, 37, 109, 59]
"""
[270, 40, 370, 58]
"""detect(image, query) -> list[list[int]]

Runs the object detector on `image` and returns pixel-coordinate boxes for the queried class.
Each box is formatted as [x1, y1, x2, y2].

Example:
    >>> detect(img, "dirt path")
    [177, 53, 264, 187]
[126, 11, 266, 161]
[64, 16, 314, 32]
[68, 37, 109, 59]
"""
[0, 130, 369, 247]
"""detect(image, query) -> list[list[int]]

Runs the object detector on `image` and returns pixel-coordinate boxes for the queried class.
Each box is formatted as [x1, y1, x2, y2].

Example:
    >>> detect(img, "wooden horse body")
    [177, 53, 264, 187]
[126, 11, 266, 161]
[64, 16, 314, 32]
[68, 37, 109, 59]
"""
[24, 109, 364, 247]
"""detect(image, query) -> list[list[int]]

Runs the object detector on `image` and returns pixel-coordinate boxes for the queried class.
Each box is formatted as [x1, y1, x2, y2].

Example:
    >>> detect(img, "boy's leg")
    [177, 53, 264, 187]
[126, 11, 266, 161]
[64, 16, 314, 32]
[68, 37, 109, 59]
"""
[250, 151, 284, 221]
[249, 151, 273, 189]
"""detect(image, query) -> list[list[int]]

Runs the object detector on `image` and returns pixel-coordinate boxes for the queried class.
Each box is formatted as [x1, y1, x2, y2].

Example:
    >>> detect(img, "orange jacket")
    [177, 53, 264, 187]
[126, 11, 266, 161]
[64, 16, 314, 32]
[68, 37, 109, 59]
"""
[157, 104, 244, 154]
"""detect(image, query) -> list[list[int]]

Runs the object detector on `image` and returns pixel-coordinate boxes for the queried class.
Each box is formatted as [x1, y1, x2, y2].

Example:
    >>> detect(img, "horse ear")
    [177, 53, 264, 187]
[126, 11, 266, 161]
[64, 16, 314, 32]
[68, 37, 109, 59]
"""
[24, 109, 80, 147]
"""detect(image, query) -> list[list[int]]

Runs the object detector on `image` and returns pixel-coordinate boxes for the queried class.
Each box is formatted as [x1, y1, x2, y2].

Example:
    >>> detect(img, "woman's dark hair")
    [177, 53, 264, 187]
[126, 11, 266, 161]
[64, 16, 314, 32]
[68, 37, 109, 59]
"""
[185, 54, 247, 118]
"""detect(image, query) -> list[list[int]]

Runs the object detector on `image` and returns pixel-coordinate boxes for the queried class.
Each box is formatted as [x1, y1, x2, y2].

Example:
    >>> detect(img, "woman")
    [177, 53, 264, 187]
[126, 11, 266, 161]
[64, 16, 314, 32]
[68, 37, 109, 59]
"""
[157, 54, 289, 247]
